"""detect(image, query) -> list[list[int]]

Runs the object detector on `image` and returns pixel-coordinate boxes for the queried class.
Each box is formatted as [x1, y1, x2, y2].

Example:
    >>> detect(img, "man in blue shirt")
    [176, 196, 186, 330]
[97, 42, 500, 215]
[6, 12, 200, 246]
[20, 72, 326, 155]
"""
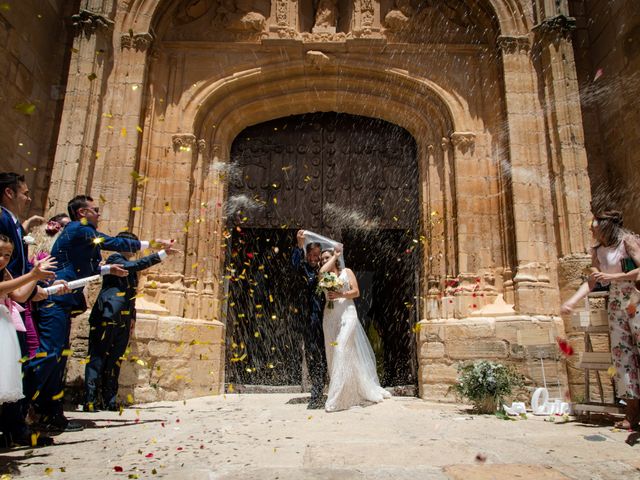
[291, 230, 326, 409]
[28, 194, 173, 433]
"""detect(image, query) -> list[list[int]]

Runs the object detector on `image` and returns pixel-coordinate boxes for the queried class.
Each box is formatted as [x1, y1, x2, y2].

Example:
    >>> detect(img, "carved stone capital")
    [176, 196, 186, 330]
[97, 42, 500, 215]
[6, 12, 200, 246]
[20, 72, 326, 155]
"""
[71, 9, 114, 36]
[450, 132, 476, 153]
[197, 139, 207, 153]
[172, 134, 197, 153]
[121, 32, 154, 51]
[533, 14, 577, 42]
[211, 144, 222, 158]
[497, 35, 531, 54]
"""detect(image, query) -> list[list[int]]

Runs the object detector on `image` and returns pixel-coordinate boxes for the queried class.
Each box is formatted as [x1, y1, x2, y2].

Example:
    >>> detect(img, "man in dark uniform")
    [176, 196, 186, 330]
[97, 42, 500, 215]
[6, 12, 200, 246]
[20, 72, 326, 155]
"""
[84, 231, 175, 411]
[291, 230, 326, 409]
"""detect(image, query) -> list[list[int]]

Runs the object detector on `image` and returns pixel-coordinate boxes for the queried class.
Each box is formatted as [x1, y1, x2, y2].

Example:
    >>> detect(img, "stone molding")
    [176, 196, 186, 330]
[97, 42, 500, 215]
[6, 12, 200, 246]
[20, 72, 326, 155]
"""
[121, 32, 155, 51]
[172, 134, 207, 153]
[172, 134, 196, 153]
[450, 132, 476, 153]
[71, 9, 114, 36]
[497, 35, 531, 54]
[533, 14, 577, 41]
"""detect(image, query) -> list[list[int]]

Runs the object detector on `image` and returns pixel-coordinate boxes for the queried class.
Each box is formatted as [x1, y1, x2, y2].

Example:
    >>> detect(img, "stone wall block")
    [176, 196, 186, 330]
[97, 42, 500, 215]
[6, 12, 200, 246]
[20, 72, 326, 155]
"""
[419, 342, 445, 359]
[420, 363, 458, 384]
[443, 321, 495, 341]
[147, 340, 175, 358]
[447, 340, 509, 360]
[133, 316, 159, 340]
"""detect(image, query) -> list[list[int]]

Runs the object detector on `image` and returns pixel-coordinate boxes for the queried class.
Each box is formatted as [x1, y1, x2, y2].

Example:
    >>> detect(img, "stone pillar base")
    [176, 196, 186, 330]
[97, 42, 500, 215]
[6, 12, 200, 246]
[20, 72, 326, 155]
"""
[417, 315, 569, 403]
[66, 313, 225, 405]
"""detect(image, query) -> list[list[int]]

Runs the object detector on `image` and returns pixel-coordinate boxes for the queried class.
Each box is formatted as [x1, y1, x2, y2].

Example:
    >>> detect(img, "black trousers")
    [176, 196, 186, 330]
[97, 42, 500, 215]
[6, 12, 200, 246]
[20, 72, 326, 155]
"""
[85, 314, 131, 408]
[303, 320, 327, 401]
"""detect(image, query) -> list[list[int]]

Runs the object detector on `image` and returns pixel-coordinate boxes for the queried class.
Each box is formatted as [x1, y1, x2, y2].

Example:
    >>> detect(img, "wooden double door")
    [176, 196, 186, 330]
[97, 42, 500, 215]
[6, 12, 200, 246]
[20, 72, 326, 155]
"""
[225, 112, 420, 388]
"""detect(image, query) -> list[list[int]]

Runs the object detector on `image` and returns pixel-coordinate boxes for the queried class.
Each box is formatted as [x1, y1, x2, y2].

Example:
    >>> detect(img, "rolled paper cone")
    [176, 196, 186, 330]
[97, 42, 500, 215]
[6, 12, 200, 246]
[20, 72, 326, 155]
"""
[44, 274, 102, 295]
[302, 230, 345, 268]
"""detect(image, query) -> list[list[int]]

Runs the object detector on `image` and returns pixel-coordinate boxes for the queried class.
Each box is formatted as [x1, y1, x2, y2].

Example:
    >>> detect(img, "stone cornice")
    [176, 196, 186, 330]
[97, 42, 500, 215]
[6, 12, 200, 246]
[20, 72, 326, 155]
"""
[172, 134, 207, 153]
[497, 35, 531, 54]
[121, 32, 155, 51]
[450, 132, 476, 153]
[172, 134, 196, 153]
[71, 9, 114, 36]
[533, 14, 577, 40]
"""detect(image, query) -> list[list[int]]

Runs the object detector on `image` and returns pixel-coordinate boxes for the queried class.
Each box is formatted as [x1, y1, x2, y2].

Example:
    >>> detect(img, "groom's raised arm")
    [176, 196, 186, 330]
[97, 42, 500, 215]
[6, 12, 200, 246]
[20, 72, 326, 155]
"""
[291, 229, 306, 272]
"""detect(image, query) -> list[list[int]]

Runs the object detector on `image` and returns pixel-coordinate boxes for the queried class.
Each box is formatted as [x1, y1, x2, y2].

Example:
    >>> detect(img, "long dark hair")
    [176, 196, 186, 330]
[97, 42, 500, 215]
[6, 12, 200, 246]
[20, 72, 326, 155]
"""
[593, 210, 624, 248]
[0, 233, 14, 279]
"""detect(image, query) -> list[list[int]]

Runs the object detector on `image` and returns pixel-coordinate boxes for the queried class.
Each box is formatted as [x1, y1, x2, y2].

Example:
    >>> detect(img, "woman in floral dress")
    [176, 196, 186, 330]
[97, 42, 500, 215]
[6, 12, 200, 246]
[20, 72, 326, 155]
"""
[564, 211, 640, 429]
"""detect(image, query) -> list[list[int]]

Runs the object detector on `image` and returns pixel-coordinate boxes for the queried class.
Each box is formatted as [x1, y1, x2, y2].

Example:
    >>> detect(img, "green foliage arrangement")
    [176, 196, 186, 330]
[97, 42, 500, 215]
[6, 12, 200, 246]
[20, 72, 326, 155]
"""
[452, 360, 525, 414]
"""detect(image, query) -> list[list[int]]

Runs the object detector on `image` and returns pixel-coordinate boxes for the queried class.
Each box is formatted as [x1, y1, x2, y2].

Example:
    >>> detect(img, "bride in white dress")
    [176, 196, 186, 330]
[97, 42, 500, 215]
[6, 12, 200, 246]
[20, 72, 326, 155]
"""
[319, 248, 391, 412]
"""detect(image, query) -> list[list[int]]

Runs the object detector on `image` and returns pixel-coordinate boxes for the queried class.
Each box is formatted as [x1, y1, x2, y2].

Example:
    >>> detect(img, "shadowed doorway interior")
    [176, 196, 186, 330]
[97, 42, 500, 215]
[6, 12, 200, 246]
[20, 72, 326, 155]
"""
[224, 112, 420, 391]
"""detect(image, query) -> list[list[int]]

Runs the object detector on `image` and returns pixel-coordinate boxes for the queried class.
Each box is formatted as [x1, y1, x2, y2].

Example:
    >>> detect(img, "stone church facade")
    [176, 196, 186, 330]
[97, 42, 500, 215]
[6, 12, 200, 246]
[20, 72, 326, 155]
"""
[1, 0, 639, 403]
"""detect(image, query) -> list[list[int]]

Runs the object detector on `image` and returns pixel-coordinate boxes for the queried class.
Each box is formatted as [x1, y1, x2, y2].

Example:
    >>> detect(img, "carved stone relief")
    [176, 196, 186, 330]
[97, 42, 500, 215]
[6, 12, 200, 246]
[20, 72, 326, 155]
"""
[164, 0, 271, 41]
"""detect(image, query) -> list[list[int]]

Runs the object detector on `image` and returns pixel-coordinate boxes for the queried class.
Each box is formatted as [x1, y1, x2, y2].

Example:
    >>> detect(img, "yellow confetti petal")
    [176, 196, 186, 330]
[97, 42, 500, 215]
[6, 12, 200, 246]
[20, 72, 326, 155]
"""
[136, 125, 143, 133]
[121, 127, 127, 137]
[44, 467, 54, 476]
[14, 102, 36, 115]
[132, 206, 141, 211]
[127, 394, 134, 404]
[607, 366, 617, 377]
[61, 349, 73, 357]
[52, 390, 64, 401]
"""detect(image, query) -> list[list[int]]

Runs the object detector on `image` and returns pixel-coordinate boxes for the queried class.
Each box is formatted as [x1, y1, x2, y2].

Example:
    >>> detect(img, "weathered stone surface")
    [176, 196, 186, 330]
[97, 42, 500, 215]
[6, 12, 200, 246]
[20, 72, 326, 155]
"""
[5, 0, 631, 403]
[447, 340, 509, 360]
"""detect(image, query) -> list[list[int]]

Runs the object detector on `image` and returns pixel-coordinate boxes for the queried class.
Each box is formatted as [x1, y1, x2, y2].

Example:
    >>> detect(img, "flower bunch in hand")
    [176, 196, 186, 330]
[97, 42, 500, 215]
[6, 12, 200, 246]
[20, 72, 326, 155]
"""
[316, 272, 344, 309]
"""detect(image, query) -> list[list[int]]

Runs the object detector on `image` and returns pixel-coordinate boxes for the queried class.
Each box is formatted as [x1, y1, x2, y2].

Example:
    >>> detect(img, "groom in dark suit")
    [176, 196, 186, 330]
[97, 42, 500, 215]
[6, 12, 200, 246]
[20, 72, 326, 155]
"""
[291, 230, 326, 409]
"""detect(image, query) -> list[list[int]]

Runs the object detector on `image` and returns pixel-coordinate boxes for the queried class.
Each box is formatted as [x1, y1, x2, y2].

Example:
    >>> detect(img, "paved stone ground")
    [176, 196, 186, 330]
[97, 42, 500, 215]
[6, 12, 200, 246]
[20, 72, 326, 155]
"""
[2, 394, 640, 479]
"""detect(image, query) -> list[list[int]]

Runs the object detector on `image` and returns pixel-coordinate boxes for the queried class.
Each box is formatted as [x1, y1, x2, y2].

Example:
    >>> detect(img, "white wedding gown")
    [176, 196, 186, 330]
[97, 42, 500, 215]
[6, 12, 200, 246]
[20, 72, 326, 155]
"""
[0, 295, 24, 404]
[323, 269, 390, 412]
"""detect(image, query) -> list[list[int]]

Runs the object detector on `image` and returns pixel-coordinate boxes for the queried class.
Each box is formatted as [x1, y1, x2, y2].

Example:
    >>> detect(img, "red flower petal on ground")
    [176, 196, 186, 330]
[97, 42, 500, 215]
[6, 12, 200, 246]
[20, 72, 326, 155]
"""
[557, 337, 574, 357]
[246, 252, 254, 259]
[145, 453, 153, 458]
[177, 447, 183, 451]
[114, 466, 124, 472]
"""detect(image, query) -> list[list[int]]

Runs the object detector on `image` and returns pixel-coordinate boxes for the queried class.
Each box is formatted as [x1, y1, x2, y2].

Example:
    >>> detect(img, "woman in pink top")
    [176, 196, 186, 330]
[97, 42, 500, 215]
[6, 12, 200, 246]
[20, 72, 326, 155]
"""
[563, 211, 640, 429]
[25, 213, 69, 357]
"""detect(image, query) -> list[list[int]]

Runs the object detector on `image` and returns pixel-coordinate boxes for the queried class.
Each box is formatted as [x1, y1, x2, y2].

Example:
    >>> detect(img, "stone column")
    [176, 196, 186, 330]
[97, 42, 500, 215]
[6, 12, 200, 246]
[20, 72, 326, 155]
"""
[533, 14, 593, 307]
[441, 137, 456, 278]
[534, 15, 592, 257]
[497, 35, 560, 314]
[450, 131, 477, 276]
[47, 9, 114, 210]
[90, 30, 155, 234]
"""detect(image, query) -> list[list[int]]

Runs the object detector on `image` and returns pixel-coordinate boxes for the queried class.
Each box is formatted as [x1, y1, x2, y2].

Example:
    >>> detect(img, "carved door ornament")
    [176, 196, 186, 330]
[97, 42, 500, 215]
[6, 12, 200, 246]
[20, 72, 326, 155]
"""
[228, 113, 418, 231]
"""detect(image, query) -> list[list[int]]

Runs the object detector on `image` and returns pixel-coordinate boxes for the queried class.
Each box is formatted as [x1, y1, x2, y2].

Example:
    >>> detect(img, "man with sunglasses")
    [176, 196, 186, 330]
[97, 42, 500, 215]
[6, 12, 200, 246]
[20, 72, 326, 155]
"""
[27, 195, 174, 433]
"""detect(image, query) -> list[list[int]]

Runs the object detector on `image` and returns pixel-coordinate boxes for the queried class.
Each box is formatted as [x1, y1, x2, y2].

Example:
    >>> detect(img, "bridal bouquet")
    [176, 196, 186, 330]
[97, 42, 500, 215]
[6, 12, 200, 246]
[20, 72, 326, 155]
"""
[316, 272, 344, 309]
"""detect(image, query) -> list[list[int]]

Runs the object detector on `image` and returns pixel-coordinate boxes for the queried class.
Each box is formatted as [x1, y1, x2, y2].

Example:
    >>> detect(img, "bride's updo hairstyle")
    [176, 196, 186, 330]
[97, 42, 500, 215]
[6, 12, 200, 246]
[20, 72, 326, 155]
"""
[593, 210, 624, 248]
